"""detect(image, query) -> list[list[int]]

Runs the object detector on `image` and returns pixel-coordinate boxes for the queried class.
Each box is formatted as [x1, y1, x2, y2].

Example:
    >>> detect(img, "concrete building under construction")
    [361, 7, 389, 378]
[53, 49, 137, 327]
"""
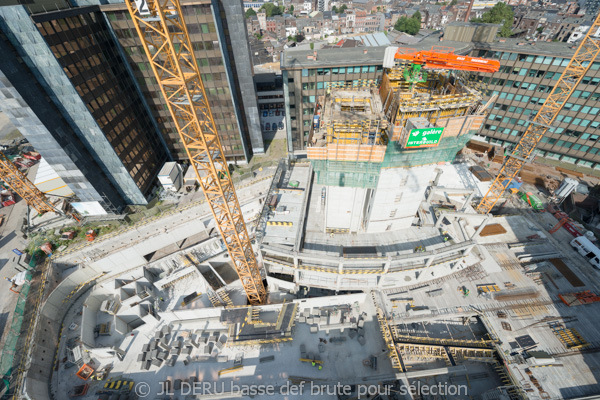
[305, 50, 487, 233]
[258, 48, 495, 292]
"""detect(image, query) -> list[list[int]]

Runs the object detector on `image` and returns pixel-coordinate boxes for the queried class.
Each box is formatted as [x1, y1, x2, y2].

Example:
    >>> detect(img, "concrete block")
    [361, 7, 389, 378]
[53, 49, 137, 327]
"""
[151, 358, 163, 367]
[217, 355, 228, 362]
[167, 357, 177, 367]
[358, 319, 365, 328]
[182, 346, 192, 355]
[310, 325, 318, 333]
[299, 316, 306, 323]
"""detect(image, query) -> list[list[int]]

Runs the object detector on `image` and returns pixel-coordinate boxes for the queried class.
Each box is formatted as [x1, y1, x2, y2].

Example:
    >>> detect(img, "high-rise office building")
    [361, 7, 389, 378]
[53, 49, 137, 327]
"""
[471, 41, 600, 169]
[0, 0, 264, 210]
[0, 4, 169, 208]
[281, 35, 600, 169]
[102, 0, 264, 161]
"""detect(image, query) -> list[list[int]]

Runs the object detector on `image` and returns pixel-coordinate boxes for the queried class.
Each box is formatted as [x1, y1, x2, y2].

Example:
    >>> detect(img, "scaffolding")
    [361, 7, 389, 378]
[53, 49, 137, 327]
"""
[307, 65, 487, 189]
[307, 88, 389, 163]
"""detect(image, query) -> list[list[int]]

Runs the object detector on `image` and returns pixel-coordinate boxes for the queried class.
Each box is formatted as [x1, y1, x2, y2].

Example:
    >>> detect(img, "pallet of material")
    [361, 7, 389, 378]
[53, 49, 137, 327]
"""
[490, 145, 504, 163]
[556, 167, 584, 178]
[519, 170, 544, 186]
[470, 165, 493, 182]
[548, 258, 585, 287]
[466, 140, 492, 153]
[478, 223, 507, 237]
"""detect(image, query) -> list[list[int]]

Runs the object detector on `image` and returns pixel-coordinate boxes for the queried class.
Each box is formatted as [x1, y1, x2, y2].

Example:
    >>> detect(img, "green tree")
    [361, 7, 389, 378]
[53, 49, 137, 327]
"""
[310, 42, 315, 50]
[449, 0, 458, 5]
[259, 3, 284, 17]
[471, 2, 514, 37]
[394, 12, 421, 35]
[332, 5, 338, 12]
[289, 4, 294, 13]
[245, 8, 257, 18]
[339, 4, 347, 13]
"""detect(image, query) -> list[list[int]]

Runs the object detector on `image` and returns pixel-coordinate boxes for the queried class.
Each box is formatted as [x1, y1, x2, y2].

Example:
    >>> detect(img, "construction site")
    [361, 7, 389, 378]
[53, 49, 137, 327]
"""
[3, 2, 600, 400]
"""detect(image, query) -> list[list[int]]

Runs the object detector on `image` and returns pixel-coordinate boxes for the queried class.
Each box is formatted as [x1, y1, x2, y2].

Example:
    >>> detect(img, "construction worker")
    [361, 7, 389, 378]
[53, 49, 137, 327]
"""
[311, 361, 316, 367]
[318, 365, 322, 370]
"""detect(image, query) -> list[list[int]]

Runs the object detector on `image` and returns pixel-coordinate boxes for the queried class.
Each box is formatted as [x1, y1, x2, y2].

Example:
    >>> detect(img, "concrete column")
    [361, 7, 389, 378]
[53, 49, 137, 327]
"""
[425, 255, 435, 268]
[463, 244, 476, 256]
[461, 192, 475, 212]
[471, 216, 492, 240]
[433, 168, 443, 186]
[294, 255, 298, 268]
[293, 269, 300, 283]
[384, 256, 391, 273]
[435, 213, 445, 228]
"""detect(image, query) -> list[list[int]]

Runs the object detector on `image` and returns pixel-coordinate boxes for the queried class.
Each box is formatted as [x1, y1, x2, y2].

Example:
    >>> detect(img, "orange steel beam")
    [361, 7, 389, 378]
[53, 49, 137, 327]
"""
[477, 13, 600, 214]
[395, 46, 500, 73]
[126, 0, 266, 305]
[0, 151, 55, 214]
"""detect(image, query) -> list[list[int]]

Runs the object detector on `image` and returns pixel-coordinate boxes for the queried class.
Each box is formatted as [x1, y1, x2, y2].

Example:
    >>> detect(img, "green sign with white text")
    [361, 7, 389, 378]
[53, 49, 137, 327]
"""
[405, 127, 444, 148]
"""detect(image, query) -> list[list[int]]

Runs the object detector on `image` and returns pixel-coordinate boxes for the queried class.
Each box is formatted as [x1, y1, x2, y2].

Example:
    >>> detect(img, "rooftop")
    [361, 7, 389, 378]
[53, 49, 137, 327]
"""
[280, 32, 474, 69]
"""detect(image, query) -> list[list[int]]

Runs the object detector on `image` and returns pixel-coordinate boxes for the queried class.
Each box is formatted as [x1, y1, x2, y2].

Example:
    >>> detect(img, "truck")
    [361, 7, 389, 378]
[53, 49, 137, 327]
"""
[518, 191, 544, 211]
[571, 236, 600, 269]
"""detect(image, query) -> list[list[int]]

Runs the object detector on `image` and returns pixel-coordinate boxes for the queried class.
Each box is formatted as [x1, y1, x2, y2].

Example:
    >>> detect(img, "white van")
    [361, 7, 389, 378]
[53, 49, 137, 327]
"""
[571, 236, 600, 269]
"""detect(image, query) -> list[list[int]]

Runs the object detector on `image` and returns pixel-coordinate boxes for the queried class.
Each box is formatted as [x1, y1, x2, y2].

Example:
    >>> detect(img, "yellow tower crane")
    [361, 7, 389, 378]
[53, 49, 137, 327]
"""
[0, 151, 56, 214]
[126, 0, 267, 305]
[477, 12, 600, 214]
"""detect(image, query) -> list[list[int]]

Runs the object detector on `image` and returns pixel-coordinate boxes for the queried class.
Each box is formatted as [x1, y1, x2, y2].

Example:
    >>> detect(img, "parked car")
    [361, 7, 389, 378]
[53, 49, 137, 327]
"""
[263, 111, 268, 117]
[265, 123, 270, 131]
[278, 122, 284, 130]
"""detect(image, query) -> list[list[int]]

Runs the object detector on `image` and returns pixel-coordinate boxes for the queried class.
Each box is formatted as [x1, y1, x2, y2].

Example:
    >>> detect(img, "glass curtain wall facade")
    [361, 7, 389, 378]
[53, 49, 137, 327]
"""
[33, 10, 169, 195]
[284, 64, 384, 151]
[104, 0, 256, 162]
[472, 46, 600, 168]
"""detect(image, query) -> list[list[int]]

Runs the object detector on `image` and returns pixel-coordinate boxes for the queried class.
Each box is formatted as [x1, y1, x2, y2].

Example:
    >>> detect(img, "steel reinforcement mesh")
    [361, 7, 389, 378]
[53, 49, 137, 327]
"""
[311, 131, 476, 188]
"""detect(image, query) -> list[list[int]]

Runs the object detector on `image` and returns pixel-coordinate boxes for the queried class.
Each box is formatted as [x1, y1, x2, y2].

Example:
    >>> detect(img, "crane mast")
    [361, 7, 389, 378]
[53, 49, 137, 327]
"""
[477, 13, 600, 214]
[126, 0, 267, 305]
[0, 151, 56, 214]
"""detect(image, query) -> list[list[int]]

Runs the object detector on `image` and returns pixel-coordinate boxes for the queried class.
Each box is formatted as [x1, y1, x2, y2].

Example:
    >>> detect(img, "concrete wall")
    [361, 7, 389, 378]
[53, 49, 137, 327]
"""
[367, 166, 437, 232]
[326, 186, 368, 232]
